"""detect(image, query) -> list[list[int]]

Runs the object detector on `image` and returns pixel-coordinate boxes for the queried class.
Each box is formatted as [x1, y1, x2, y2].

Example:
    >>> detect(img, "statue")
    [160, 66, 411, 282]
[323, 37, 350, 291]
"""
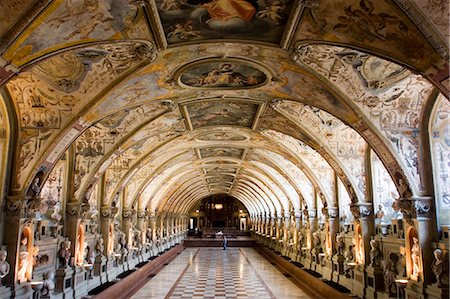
[382, 253, 398, 297]
[411, 237, 420, 277]
[58, 241, 71, 268]
[41, 271, 55, 297]
[312, 231, 322, 256]
[431, 249, 449, 287]
[85, 246, 95, 264]
[95, 237, 104, 256]
[30, 177, 41, 197]
[336, 234, 345, 257]
[0, 249, 10, 286]
[146, 228, 153, 244]
[133, 230, 143, 251]
[17, 235, 29, 282]
[297, 231, 304, 249]
[344, 245, 355, 278]
[51, 202, 62, 222]
[369, 239, 382, 267]
[397, 247, 407, 277]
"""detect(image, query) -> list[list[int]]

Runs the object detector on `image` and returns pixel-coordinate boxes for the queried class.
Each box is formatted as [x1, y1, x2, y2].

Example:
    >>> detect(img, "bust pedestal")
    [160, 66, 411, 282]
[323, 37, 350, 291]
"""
[94, 255, 107, 284]
[55, 267, 73, 298]
[331, 255, 345, 283]
[353, 265, 366, 299]
[0, 286, 11, 299]
[322, 256, 333, 281]
[72, 267, 88, 299]
[366, 266, 384, 299]
[425, 284, 449, 299]
[405, 280, 425, 299]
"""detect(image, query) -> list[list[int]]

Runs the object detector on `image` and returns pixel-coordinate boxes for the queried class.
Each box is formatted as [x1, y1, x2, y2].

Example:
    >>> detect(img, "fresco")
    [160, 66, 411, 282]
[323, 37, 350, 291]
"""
[294, 43, 434, 193]
[204, 166, 238, 173]
[295, 0, 443, 71]
[187, 101, 258, 128]
[4, 0, 139, 65]
[200, 147, 244, 159]
[413, 0, 449, 45]
[275, 100, 367, 199]
[156, 0, 294, 44]
[430, 95, 450, 225]
[179, 59, 267, 88]
[196, 131, 247, 141]
[0, 0, 36, 37]
[259, 107, 313, 144]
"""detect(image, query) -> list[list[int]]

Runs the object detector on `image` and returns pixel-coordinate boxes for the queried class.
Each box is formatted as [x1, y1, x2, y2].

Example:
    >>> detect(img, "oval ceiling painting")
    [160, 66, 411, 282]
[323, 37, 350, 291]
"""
[178, 59, 269, 89]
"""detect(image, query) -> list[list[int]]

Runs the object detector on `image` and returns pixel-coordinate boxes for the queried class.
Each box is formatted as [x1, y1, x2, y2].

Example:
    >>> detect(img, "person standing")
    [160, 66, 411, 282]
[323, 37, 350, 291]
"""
[223, 236, 228, 250]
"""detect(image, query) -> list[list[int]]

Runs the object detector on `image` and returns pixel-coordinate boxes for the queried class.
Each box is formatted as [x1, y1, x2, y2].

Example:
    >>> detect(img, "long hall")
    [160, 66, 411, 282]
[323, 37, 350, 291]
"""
[0, 1, 449, 299]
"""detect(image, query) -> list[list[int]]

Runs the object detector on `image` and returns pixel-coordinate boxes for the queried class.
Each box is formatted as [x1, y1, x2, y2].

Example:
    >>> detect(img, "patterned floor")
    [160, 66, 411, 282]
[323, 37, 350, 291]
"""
[131, 248, 310, 299]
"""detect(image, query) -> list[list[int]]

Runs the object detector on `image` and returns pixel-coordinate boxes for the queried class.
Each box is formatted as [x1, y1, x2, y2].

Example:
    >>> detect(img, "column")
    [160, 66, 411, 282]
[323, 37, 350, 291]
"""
[414, 196, 436, 286]
[121, 209, 134, 249]
[100, 206, 117, 257]
[328, 207, 339, 255]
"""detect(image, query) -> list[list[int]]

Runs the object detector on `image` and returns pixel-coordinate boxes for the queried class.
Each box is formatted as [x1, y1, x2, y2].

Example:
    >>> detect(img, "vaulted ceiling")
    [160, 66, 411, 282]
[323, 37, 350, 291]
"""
[0, 0, 448, 217]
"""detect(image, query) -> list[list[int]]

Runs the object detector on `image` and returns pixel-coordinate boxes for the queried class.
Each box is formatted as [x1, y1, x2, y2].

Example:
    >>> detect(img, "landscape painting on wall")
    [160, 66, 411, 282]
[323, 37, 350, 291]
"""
[156, 0, 294, 44]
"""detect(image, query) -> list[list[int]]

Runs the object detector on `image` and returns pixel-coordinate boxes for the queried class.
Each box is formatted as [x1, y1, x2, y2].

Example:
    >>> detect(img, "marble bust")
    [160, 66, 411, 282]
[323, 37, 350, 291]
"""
[0, 249, 10, 286]
[58, 241, 72, 268]
[431, 249, 449, 287]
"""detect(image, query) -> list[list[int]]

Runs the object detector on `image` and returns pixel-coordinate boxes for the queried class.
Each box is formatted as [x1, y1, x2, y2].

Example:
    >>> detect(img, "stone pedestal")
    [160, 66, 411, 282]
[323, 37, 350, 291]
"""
[322, 257, 334, 281]
[425, 284, 448, 299]
[304, 252, 313, 270]
[366, 266, 384, 299]
[0, 286, 12, 299]
[353, 265, 366, 299]
[55, 267, 73, 299]
[72, 267, 87, 298]
[94, 255, 108, 284]
[106, 258, 118, 282]
[14, 283, 32, 299]
[405, 281, 425, 299]
[332, 255, 345, 280]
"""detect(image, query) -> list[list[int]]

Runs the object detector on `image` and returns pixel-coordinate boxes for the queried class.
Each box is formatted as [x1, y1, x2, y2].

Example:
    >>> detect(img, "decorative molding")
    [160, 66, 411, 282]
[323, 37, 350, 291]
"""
[328, 207, 339, 219]
[359, 203, 373, 218]
[350, 203, 360, 220]
[0, 0, 52, 54]
[395, 197, 416, 225]
[392, 0, 448, 59]
[414, 196, 433, 219]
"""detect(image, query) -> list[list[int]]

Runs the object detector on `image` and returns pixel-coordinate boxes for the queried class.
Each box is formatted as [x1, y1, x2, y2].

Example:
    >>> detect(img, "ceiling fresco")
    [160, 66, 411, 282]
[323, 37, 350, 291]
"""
[2, 0, 142, 66]
[0, 0, 447, 222]
[178, 59, 268, 88]
[156, 0, 294, 44]
[186, 100, 259, 128]
[200, 147, 244, 159]
[294, 0, 445, 71]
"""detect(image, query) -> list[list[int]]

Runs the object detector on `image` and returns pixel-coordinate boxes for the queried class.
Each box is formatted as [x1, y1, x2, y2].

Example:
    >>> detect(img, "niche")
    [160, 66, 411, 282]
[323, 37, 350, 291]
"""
[17, 226, 33, 283]
[406, 227, 420, 281]
[75, 223, 85, 266]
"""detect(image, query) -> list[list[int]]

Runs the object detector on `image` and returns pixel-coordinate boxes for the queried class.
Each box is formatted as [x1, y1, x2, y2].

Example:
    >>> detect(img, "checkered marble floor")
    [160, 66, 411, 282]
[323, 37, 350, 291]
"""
[131, 248, 310, 299]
